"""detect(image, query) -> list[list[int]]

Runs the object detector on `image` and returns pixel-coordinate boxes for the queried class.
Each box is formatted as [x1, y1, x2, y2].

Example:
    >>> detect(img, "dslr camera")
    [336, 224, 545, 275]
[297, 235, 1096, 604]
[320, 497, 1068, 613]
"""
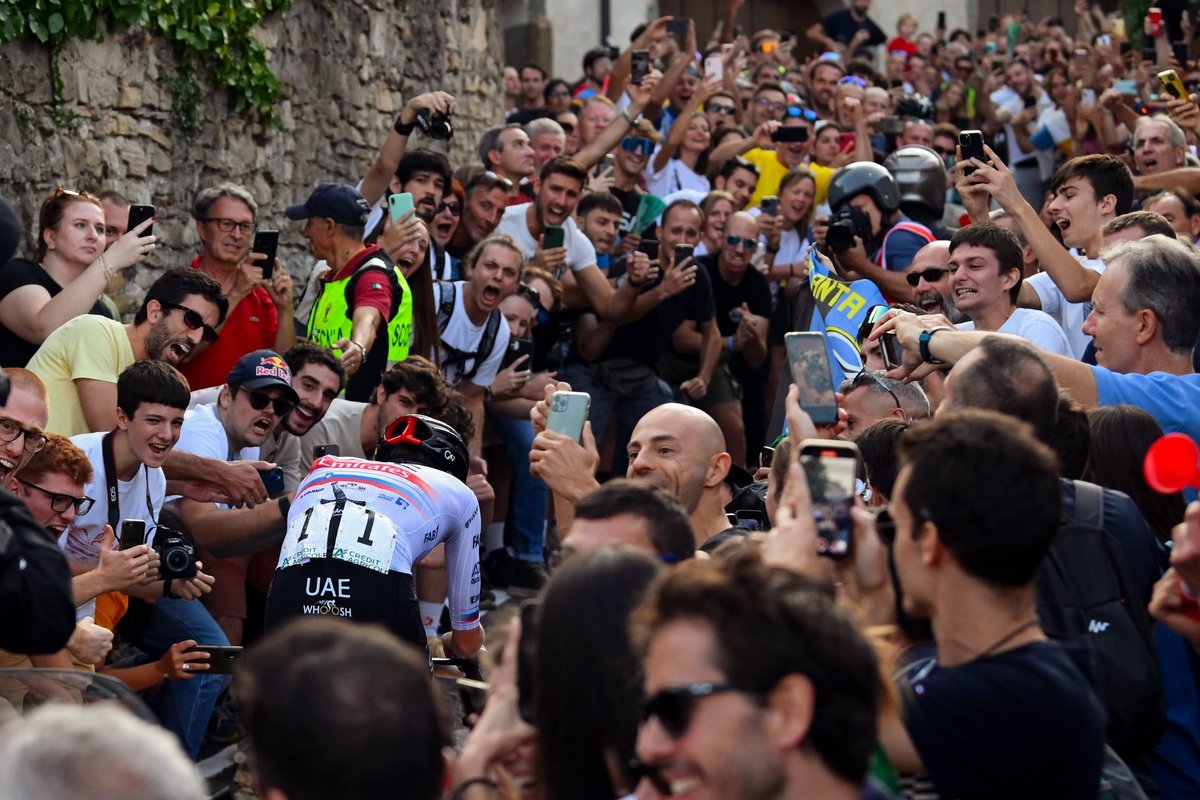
[415, 109, 453, 140]
[825, 206, 873, 253]
[154, 527, 197, 581]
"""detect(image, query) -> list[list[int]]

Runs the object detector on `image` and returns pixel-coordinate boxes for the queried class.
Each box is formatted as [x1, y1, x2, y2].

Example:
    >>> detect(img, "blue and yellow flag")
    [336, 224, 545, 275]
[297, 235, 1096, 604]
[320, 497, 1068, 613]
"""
[807, 247, 888, 386]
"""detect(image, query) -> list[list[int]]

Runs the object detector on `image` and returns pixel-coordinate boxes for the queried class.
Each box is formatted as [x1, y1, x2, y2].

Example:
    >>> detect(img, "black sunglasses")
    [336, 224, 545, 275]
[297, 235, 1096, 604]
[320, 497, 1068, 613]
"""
[240, 388, 295, 417]
[18, 480, 95, 515]
[160, 302, 219, 343]
[436, 200, 462, 217]
[725, 234, 758, 250]
[905, 267, 950, 287]
[641, 683, 748, 738]
[515, 282, 545, 312]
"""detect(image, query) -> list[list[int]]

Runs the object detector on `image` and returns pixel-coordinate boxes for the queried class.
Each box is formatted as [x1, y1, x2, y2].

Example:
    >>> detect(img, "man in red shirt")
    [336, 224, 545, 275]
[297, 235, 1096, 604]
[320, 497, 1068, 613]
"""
[183, 183, 295, 390]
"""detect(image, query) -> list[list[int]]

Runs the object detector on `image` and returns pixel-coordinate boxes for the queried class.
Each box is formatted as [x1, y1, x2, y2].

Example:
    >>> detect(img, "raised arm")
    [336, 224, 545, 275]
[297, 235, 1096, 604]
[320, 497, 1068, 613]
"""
[359, 92, 457, 208]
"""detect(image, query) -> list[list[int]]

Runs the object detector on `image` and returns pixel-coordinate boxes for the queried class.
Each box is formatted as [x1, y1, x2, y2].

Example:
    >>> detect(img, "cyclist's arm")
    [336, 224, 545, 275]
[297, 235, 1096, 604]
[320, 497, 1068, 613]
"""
[443, 496, 484, 657]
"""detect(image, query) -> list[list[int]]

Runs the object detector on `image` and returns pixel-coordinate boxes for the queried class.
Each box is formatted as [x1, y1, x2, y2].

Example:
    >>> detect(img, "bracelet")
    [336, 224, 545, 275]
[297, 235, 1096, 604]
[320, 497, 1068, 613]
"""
[349, 340, 366, 355]
[451, 777, 498, 799]
[278, 496, 291, 521]
[918, 327, 952, 365]
[394, 116, 416, 136]
[99, 254, 114, 283]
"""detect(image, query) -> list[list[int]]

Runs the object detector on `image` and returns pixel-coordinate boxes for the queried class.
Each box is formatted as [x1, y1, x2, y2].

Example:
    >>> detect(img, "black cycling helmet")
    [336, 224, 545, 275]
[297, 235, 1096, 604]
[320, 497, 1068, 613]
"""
[827, 162, 901, 214]
[377, 414, 469, 483]
[883, 145, 946, 219]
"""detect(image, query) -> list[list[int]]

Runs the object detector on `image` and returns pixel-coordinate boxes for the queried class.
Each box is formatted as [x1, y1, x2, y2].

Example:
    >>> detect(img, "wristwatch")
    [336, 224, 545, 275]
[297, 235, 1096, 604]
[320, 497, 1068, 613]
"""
[918, 328, 952, 365]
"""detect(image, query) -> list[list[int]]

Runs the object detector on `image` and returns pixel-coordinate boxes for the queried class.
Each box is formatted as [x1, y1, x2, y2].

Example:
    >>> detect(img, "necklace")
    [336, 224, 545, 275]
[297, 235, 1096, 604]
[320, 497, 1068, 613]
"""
[976, 618, 1040, 659]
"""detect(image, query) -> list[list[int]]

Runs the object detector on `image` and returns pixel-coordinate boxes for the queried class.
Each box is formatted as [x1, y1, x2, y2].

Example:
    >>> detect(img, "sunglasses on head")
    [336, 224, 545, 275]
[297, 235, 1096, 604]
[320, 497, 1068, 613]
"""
[905, 267, 950, 287]
[17, 480, 95, 515]
[726, 234, 758, 250]
[839, 75, 869, 88]
[786, 106, 819, 121]
[620, 137, 655, 155]
[641, 683, 749, 738]
[240, 388, 295, 417]
[159, 302, 219, 343]
[515, 282, 545, 312]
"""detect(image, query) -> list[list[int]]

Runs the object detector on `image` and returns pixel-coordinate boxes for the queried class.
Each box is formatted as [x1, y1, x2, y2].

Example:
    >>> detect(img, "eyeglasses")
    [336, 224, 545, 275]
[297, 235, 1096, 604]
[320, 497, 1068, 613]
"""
[933, 147, 955, 157]
[755, 98, 786, 113]
[786, 106, 820, 121]
[706, 102, 737, 115]
[159, 302, 219, 343]
[548, 90, 572, 99]
[0, 417, 49, 454]
[641, 683, 752, 738]
[239, 389, 295, 417]
[201, 218, 256, 235]
[725, 234, 758, 250]
[905, 267, 950, 287]
[17, 480, 94, 515]
[855, 367, 901, 409]
[436, 200, 462, 217]
[620, 136, 655, 155]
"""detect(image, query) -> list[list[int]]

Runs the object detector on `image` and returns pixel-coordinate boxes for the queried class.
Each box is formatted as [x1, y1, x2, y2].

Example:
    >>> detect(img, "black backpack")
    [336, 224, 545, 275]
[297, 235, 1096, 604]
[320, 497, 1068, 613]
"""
[435, 281, 502, 383]
[1036, 480, 1166, 760]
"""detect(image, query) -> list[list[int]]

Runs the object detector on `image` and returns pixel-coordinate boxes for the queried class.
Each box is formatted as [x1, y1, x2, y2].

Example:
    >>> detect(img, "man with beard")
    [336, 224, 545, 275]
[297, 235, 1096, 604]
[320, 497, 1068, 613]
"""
[905, 240, 962, 321]
[169, 350, 300, 645]
[29, 268, 227, 437]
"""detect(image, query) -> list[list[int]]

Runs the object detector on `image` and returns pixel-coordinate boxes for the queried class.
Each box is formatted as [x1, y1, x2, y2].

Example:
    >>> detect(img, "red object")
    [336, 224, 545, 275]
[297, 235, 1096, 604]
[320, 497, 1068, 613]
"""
[1143, 433, 1200, 494]
[181, 256, 279, 391]
[1148, 8, 1163, 38]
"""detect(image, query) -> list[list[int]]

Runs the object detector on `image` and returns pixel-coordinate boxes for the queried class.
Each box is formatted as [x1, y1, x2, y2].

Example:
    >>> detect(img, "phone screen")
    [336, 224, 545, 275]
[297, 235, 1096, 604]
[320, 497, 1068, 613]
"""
[880, 332, 903, 370]
[631, 50, 650, 85]
[705, 55, 723, 81]
[389, 192, 415, 223]
[801, 442, 859, 561]
[546, 391, 590, 441]
[784, 332, 837, 425]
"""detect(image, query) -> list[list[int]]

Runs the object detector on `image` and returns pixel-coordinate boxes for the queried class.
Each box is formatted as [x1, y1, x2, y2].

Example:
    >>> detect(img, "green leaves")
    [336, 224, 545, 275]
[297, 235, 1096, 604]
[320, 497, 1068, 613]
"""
[0, 0, 291, 128]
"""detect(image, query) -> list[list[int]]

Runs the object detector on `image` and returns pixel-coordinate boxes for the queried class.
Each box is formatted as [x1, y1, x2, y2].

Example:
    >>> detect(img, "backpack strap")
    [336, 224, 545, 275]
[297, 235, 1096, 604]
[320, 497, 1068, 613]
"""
[436, 280, 456, 333]
[876, 221, 936, 268]
[460, 311, 502, 383]
[1071, 479, 1106, 530]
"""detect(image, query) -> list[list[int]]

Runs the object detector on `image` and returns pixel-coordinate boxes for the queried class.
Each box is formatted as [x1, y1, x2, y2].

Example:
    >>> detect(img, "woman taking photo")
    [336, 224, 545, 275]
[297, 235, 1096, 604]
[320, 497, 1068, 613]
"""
[0, 187, 154, 367]
[761, 169, 818, 284]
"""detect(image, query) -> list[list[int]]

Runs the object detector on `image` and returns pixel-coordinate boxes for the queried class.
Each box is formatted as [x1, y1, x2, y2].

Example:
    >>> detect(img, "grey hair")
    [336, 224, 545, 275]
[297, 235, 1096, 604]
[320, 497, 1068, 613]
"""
[1100, 235, 1200, 354]
[840, 370, 931, 419]
[192, 181, 257, 220]
[525, 117, 566, 142]
[0, 704, 206, 800]
[1135, 114, 1187, 149]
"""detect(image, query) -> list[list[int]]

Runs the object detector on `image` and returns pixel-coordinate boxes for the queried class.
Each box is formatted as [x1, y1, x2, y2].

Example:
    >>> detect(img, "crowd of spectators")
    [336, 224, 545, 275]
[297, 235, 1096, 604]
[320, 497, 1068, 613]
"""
[4, 1, 1200, 798]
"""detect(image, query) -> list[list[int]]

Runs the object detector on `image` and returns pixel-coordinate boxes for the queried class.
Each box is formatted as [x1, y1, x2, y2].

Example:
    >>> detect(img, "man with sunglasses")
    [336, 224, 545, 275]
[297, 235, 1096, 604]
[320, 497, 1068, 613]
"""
[703, 91, 741, 132]
[608, 125, 661, 250]
[182, 183, 295, 392]
[838, 369, 929, 437]
[169, 350, 300, 646]
[905, 240, 962, 321]
[30, 268, 227, 438]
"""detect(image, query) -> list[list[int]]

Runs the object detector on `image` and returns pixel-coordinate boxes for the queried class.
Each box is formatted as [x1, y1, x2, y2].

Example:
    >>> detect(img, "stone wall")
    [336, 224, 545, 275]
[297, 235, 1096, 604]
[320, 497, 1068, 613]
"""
[0, 0, 505, 313]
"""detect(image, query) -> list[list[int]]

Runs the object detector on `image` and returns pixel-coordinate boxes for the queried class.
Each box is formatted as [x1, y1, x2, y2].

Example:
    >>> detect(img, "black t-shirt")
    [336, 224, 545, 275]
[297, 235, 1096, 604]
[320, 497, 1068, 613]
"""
[901, 640, 1105, 799]
[597, 261, 716, 367]
[820, 10, 886, 47]
[0, 258, 116, 368]
[610, 185, 650, 236]
[698, 254, 772, 338]
[659, 261, 716, 360]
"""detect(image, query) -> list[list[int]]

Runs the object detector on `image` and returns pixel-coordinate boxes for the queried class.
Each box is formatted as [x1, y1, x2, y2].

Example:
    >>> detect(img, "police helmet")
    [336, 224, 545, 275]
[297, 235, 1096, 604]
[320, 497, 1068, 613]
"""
[827, 162, 901, 214]
[377, 414, 470, 483]
[883, 145, 946, 219]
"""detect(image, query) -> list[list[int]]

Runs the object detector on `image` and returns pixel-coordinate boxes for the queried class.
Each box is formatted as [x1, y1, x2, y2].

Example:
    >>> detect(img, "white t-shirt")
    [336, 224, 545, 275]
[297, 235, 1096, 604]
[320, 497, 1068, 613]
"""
[645, 153, 710, 198]
[170, 403, 259, 506]
[188, 388, 303, 492]
[990, 84, 1055, 169]
[495, 203, 597, 274]
[433, 281, 511, 387]
[957, 307, 1073, 356]
[1027, 256, 1105, 359]
[61, 431, 167, 619]
[299, 399, 369, 473]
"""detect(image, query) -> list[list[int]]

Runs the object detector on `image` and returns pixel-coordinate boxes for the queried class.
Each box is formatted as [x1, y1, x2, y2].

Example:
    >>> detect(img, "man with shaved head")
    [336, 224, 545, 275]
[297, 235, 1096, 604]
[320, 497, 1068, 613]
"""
[905, 240, 960, 321]
[530, 394, 740, 552]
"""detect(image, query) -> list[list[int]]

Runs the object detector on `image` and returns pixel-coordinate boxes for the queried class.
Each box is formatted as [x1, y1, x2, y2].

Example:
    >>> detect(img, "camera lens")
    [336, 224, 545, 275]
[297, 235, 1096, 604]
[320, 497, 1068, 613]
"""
[166, 547, 190, 573]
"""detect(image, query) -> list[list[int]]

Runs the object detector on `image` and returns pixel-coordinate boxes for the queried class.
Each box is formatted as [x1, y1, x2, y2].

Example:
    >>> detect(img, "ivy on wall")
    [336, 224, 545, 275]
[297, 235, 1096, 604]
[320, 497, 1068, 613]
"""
[0, 0, 291, 131]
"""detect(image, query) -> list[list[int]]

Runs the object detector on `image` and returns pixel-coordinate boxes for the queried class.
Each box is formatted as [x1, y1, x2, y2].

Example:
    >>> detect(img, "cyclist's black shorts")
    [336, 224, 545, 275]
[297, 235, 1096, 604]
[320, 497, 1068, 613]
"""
[264, 560, 427, 660]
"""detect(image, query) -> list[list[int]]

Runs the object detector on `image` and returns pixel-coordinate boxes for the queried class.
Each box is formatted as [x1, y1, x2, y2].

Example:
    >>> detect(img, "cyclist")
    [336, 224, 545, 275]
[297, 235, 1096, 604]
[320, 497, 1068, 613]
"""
[263, 414, 483, 659]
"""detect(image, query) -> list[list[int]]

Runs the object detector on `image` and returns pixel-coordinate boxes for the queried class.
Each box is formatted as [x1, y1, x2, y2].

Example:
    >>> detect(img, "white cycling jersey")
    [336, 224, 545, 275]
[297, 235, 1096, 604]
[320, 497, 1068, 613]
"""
[277, 455, 482, 630]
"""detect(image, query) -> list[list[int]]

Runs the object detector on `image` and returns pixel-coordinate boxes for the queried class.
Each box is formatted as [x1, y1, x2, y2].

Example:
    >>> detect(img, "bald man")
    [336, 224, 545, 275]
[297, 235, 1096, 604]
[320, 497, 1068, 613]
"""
[530, 398, 738, 552]
[906, 240, 961, 321]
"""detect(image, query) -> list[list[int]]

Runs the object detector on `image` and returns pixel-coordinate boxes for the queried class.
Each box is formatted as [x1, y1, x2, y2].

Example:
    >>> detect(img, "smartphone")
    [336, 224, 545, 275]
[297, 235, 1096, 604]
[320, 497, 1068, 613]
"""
[516, 600, 539, 723]
[388, 192, 415, 223]
[759, 446, 775, 468]
[258, 467, 285, 496]
[1114, 79, 1139, 96]
[784, 331, 837, 426]
[705, 55, 723, 82]
[631, 50, 650, 85]
[880, 332, 903, 370]
[127, 204, 154, 237]
[1023, 94, 1037, 109]
[545, 391, 591, 442]
[1081, 88, 1097, 104]
[959, 129, 985, 175]
[800, 440, 861, 561]
[771, 126, 808, 143]
[184, 645, 244, 675]
[636, 238, 660, 261]
[313, 443, 340, 459]
[501, 337, 532, 368]
[937, 11, 946, 29]
[673, 243, 694, 266]
[734, 510, 766, 531]
[1118, 39, 1130, 54]
[252, 229, 279, 280]
[760, 196, 779, 217]
[1142, 48, 1157, 64]
[837, 132, 856, 152]
[598, 153, 615, 174]
[543, 225, 565, 250]
[667, 17, 690, 42]
[119, 519, 146, 551]
[1172, 42, 1189, 67]
[1159, 69, 1189, 100]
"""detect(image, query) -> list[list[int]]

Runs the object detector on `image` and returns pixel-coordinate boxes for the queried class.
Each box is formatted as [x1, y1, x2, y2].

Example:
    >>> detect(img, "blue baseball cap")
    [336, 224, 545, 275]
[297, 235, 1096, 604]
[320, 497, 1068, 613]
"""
[285, 183, 370, 227]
